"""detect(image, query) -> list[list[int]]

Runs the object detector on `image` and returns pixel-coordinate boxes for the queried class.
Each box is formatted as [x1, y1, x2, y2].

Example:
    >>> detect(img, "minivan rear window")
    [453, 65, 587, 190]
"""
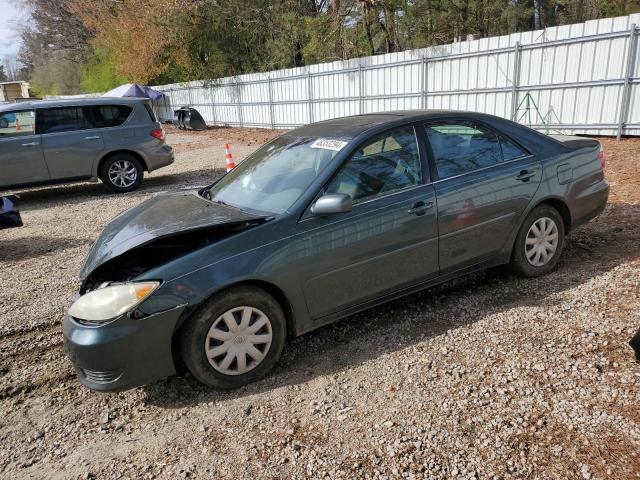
[88, 105, 132, 128]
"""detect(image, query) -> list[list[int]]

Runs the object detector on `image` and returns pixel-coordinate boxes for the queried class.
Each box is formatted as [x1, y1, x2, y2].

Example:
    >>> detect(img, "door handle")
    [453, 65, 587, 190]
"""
[408, 201, 434, 216]
[21, 142, 38, 147]
[85, 135, 101, 140]
[516, 170, 536, 182]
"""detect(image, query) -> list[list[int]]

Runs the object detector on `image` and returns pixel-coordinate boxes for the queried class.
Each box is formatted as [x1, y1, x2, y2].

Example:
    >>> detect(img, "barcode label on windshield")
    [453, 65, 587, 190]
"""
[310, 138, 348, 151]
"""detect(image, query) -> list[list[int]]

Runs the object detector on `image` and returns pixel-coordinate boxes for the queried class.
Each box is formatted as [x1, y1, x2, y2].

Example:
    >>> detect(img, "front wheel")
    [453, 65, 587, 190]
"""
[99, 154, 144, 193]
[179, 286, 286, 389]
[510, 205, 565, 277]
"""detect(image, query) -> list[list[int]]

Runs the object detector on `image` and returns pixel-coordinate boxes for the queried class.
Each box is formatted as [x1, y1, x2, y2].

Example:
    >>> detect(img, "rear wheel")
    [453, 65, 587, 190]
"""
[99, 154, 144, 193]
[179, 286, 286, 389]
[510, 205, 565, 277]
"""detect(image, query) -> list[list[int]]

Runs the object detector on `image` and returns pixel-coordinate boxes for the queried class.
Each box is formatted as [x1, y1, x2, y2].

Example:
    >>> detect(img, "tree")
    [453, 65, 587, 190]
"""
[19, 0, 91, 94]
[70, 0, 194, 84]
[1, 55, 24, 81]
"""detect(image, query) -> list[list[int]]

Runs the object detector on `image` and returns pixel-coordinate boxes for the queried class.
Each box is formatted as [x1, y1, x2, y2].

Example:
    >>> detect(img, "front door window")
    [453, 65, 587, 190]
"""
[0, 110, 36, 138]
[326, 126, 422, 202]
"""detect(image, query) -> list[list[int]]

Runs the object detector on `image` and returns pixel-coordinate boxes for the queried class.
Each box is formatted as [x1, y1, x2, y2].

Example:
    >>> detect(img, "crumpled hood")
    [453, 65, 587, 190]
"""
[81, 190, 263, 280]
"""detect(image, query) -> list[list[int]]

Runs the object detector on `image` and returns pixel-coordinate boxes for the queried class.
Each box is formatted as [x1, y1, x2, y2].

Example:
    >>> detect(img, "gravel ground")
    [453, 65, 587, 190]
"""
[0, 129, 638, 479]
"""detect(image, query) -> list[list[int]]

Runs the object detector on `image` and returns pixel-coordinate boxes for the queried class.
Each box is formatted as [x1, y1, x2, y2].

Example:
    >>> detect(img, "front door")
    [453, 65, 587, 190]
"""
[422, 120, 542, 273]
[0, 109, 49, 187]
[38, 106, 105, 179]
[298, 125, 439, 319]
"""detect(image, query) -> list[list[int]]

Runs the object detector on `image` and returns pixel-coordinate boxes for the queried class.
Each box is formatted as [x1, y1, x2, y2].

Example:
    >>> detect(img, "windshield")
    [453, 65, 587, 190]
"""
[203, 136, 342, 214]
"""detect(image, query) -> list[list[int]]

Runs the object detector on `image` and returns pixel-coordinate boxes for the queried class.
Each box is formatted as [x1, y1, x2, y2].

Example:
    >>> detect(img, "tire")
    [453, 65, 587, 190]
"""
[510, 204, 565, 277]
[179, 286, 286, 389]
[99, 153, 144, 193]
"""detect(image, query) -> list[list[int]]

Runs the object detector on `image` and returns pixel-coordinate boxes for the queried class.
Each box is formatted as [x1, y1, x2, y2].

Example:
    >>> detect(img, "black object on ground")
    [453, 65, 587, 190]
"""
[175, 107, 207, 131]
[0, 196, 23, 230]
[630, 328, 640, 362]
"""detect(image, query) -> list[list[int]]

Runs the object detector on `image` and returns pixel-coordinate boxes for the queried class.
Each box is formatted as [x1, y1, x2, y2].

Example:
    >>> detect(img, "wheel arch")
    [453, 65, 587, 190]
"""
[534, 197, 572, 234]
[96, 149, 149, 177]
[170, 279, 297, 373]
[506, 195, 573, 263]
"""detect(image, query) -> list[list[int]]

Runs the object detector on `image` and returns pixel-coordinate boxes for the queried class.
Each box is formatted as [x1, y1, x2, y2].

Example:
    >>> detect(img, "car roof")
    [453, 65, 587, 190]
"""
[0, 97, 147, 112]
[289, 109, 495, 139]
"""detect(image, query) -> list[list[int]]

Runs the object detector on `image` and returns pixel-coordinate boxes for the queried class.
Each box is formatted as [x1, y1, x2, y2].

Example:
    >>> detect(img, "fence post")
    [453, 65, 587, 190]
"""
[510, 42, 522, 121]
[187, 83, 193, 106]
[617, 24, 638, 140]
[421, 55, 428, 109]
[307, 71, 314, 123]
[235, 79, 243, 128]
[358, 64, 364, 114]
[267, 76, 275, 129]
[163, 92, 169, 122]
[209, 85, 217, 126]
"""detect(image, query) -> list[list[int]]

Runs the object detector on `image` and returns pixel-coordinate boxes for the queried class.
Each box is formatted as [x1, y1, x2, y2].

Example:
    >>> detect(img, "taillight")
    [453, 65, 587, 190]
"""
[150, 128, 165, 141]
[598, 145, 606, 169]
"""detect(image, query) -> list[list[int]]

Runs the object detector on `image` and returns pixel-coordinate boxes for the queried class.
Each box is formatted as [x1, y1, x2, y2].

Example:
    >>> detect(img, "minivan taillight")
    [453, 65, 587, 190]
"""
[598, 145, 606, 169]
[150, 128, 165, 141]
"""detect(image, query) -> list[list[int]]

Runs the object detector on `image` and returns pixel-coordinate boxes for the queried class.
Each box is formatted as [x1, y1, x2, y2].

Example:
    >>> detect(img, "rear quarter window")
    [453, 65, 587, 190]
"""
[143, 103, 157, 122]
[88, 105, 133, 128]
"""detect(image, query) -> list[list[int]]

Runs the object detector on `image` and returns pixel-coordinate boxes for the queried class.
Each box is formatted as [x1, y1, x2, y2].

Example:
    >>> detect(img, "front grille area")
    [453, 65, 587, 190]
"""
[80, 368, 123, 384]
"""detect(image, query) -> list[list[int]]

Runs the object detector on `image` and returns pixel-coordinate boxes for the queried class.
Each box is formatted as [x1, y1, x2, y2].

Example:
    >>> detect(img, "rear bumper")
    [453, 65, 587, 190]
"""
[571, 179, 609, 230]
[62, 305, 185, 392]
[146, 144, 174, 172]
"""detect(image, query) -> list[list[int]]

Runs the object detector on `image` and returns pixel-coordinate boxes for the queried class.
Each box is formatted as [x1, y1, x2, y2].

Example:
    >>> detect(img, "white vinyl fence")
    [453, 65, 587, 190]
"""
[152, 13, 640, 138]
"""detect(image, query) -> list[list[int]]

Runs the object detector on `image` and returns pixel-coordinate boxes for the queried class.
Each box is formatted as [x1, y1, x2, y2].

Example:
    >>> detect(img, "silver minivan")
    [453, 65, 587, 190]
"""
[0, 97, 174, 193]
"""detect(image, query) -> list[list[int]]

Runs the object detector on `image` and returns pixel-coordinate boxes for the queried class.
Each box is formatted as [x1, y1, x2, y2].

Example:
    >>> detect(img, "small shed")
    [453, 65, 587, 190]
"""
[0, 81, 30, 102]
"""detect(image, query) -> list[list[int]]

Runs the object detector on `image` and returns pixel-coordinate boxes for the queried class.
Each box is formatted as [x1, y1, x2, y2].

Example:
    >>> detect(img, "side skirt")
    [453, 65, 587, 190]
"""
[298, 257, 506, 336]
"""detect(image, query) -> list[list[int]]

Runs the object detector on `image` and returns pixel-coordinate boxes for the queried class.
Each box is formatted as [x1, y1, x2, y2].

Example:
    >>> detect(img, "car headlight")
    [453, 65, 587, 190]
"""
[68, 281, 160, 322]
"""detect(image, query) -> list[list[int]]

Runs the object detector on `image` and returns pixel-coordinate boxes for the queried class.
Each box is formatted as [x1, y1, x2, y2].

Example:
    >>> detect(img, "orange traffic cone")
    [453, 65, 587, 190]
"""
[15, 119, 21, 131]
[225, 143, 236, 172]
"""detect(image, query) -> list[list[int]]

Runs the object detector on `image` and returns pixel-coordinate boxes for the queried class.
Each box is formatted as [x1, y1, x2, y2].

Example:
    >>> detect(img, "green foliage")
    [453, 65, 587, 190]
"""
[19, 0, 640, 92]
[80, 47, 126, 93]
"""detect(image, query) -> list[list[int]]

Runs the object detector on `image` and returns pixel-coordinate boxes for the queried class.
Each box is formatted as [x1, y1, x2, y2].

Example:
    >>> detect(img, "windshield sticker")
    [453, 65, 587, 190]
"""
[310, 138, 348, 151]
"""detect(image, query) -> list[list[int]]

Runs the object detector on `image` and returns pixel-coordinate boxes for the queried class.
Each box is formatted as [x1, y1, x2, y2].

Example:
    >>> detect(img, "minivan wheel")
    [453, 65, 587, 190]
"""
[179, 286, 286, 389]
[99, 154, 144, 193]
[510, 205, 565, 277]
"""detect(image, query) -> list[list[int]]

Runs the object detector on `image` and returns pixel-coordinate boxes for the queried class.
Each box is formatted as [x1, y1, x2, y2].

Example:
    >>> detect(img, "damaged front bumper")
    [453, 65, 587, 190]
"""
[63, 305, 186, 392]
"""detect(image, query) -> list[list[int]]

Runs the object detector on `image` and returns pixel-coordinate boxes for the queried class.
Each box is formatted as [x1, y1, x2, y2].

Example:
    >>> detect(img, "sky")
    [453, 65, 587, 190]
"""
[0, 0, 28, 60]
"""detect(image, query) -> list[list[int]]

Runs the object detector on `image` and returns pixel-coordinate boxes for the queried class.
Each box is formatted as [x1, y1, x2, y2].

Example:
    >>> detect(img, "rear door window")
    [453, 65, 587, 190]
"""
[39, 107, 91, 134]
[499, 135, 528, 160]
[424, 122, 502, 179]
[0, 110, 36, 138]
[87, 105, 133, 128]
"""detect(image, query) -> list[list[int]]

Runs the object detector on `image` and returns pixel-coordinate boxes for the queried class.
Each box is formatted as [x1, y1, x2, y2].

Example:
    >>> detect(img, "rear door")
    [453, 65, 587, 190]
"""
[422, 120, 542, 273]
[297, 125, 439, 319]
[0, 109, 49, 187]
[38, 106, 105, 179]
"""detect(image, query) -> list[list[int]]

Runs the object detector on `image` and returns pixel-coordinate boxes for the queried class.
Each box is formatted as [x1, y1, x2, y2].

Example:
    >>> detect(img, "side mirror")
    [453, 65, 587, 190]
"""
[311, 193, 352, 216]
